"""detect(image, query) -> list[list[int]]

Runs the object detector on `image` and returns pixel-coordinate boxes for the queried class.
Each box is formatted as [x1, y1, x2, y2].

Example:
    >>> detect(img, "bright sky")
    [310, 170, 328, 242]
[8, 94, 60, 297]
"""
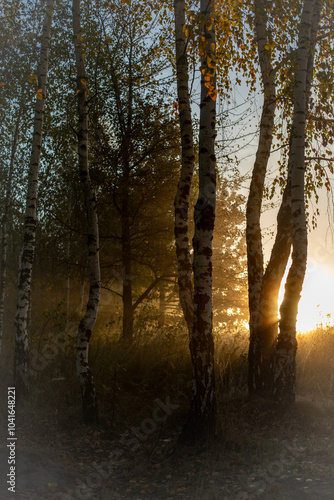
[217, 73, 334, 334]
[270, 192, 334, 333]
[279, 263, 334, 333]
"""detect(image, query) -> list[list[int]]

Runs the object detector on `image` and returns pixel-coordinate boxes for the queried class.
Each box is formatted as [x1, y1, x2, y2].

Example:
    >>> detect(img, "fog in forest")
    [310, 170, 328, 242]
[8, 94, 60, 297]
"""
[1, 0, 334, 499]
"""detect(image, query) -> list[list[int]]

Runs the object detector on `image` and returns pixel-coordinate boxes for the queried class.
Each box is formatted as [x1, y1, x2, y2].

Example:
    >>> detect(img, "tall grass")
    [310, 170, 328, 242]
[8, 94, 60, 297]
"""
[297, 325, 334, 398]
[1, 311, 334, 432]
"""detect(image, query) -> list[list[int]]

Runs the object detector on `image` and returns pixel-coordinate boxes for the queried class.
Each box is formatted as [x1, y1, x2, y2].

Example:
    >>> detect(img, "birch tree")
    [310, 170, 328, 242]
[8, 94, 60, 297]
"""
[246, 0, 277, 397]
[73, 0, 100, 424]
[245, 0, 307, 399]
[273, 0, 323, 404]
[180, 0, 217, 442]
[14, 0, 54, 397]
[174, 0, 194, 335]
[90, 0, 178, 341]
[246, 1, 302, 398]
[246, 0, 327, 401]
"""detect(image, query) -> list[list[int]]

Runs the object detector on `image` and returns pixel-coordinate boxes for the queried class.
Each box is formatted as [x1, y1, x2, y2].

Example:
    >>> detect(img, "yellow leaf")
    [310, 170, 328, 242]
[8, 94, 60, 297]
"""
[0, 82, 5, 86]
[81, 78, 86, 86]
[36, 89, 43, 99]
[206, 20, 213, 31]
[209, 89, 218, 101]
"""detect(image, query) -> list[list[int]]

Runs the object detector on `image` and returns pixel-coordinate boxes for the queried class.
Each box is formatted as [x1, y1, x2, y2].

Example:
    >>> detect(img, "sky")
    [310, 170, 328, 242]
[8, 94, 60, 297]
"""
[228, 83, 334, 333]
[263, 181, 334, 332]
[171, 22, 334, 334]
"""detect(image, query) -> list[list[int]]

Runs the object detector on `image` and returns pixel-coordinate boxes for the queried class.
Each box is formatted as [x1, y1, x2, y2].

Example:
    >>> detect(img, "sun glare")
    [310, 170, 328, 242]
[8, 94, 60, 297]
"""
[279, 265, 334, 333]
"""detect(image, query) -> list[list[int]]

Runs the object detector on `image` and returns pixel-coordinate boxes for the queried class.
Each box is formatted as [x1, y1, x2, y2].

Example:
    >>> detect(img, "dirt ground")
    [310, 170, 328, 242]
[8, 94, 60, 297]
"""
[1, 395, 334, 500]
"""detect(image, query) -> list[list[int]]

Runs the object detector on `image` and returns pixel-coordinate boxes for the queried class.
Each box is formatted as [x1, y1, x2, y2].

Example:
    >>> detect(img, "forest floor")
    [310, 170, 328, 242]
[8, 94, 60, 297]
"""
[1, 393, 334, 500]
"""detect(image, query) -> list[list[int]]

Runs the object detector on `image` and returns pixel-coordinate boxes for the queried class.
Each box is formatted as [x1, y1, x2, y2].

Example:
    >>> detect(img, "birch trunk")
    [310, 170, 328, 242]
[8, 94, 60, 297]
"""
[181, 0, 216, 442]
[273, 0, 322, 404]
[14, 0, 54, 397]
[0, 104, 22, 353]
[73, 0, 100, 424]
[247, 0, 276, 397]
[173, 0, 194, 334]
[254, 180, 292, 397]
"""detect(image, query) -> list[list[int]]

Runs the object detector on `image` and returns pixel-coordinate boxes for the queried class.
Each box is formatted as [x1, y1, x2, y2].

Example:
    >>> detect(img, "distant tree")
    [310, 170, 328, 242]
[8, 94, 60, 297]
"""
[213, 176, 248, 331]
[85, 0, 179, 340]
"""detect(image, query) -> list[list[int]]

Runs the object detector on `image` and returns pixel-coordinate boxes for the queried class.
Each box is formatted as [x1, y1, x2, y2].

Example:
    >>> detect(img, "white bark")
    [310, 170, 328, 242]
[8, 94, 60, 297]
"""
[274, 0, 322, 403]
[181, 0, 216, 442]
[14, 0, 54, 396]
[247, 0, 277, 396]
[73, 0, 100, 424]
[174, 0, 194, 334]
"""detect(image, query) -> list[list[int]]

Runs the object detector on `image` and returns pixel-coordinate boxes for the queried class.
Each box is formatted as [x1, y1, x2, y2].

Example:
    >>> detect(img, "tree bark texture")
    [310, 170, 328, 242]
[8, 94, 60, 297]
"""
[174, 0, 194, 335]
[14, 0, 54, 397]
[181, 0, 216, 443]
[256, 179, 292, 396]
[247, 0, 277, 397]
[73, 0, 100, 424]
[273, 0, 322, 404]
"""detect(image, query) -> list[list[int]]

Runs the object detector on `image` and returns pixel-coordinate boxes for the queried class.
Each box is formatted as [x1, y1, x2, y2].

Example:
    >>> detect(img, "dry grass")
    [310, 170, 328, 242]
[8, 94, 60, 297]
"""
[297, 325, 334, 398]
[1, 316, 334, 432]
[2, 317, 334, 500]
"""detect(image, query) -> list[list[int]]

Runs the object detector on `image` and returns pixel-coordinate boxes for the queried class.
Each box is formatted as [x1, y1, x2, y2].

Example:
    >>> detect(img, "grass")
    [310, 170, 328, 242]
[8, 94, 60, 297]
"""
[2, 316, 334, 435]
[297, 325, 334, 397]
[3, 320, 334, 499]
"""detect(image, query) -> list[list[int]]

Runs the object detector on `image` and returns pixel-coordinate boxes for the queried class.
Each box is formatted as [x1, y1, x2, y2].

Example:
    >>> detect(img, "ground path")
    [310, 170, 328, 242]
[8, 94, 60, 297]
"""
[1, 396, 334, 499]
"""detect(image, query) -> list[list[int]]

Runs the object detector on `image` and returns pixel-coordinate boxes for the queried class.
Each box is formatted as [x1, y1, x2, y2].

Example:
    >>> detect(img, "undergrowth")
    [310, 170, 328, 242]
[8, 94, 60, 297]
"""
[297, 325, 334, 397]
[1, 317, 334, 433]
